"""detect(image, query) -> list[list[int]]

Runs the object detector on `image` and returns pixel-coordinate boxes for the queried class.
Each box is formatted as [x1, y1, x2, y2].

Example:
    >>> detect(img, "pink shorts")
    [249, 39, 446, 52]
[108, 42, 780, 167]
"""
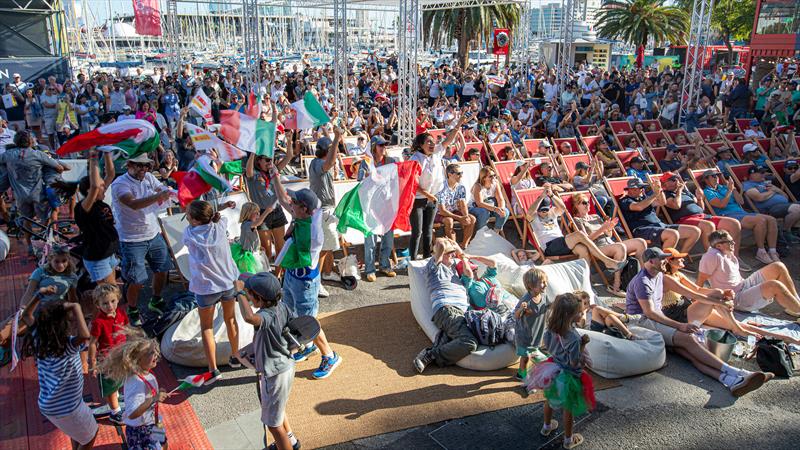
[677, 213, 722, 227]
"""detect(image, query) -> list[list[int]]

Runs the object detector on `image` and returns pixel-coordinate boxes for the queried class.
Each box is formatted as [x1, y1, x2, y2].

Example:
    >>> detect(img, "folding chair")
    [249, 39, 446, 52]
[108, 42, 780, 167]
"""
[726, 163, 761, 212]
[640, 119, 662, 131]
[301, 155, 315, 178]
[696, 128, 721, 143]
[614, 133, 645, 153]
[602, 176, 638, 239]
[705, 142, 727, 153]
[647, 147, 667, 172]
[756, 138, 773, 154]
[427, 128, 447, 143]
[493, 159, 535, 237]
[489, 142, 519, 161]
[766, 160, 798, 202]
[689, 169, 722, 215]
[614, 150, 644, 174]
[523, 138, 552, 157]
[728, 140, 752, 159]
[735, 118, 753, 134]
[609, 121, 632, 135]
[642, 131, 669, 148]
[341, 155, 360, 179]
[580, 136, 602, 155]
[552, 137, 581, 155]
[559, 153, 593, 180]
[577, 125, 597, 137]
[667, 129, 690, 145]
[513, 187, 578, 263]
[724, 133, 745, 142]
[458, 140, 487, 160]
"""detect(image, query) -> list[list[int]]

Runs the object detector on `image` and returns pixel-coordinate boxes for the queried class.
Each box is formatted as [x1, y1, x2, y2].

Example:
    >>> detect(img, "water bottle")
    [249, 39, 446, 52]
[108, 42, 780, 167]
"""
[695, 328, 706, 344]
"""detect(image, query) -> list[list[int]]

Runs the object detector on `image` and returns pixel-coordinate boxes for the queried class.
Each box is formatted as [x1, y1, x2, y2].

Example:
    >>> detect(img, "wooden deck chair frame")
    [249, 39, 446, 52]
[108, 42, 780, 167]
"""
[602, 176, 639, 239]
[640, 119, 663, 131]
[492, 158, 541, 237]
[552, 137, 581, 155]
[577, 124, 598, 137]
[523, 138, 552, 157]
[766, 159, 799, 202]
[667, 129, 690, 145]
[609, 121, 633, 135]
[513, 187, 578, 263]
[735, 118, 753, 134]
[726, 163, 761, 212]
[558, 153, 593, 180]
[581, 136, 603, 155]
[643, 131, 670, 148]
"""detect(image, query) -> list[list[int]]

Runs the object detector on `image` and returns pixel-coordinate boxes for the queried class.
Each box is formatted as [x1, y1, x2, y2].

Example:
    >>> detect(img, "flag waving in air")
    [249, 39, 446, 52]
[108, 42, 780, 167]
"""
[291, 91, 330, 130]
[334, 161, 421, 236]
[171, 155, 232, 207]
[170, 372, 212, 393]
[56, 120, 159, 157]
[189, 89, 214, 125]
[219, 110, 276, 157]
[184, 123, 245, 162]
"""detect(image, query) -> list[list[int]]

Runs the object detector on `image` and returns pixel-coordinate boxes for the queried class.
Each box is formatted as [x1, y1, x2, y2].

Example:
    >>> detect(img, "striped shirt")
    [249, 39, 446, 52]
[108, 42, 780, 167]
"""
[36, 337, 86, 417]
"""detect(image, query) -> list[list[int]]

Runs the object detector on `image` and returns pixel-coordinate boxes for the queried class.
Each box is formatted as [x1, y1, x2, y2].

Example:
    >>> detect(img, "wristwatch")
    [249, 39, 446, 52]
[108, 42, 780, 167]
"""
[236, 290, 248, 298]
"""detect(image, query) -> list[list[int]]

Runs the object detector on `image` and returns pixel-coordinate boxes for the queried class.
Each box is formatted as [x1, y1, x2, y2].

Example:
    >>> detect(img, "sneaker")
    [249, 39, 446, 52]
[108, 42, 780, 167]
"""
[413, 348, 435, 374]
[318, 284, 330, 298]
[108, 410, 124, 425]
[128, 307, 142, 327]
[293, 344, 319, 362]
[206, 369, 222, 385]
[148, 296, 167, 316]
[379, 268, 397, 278]
[755, 249, 773, 265]
[268, 440, 301, 450]
[769, 250, 781, 263]
[312, 352, 342, 379]
[365, 273, 377, 282]
[514, 369, 527, 381]
[228, 355, 242, 369]
[738, 260, 753, 273]
[730, 371, 767, 397]
[321, 272, 339, 282]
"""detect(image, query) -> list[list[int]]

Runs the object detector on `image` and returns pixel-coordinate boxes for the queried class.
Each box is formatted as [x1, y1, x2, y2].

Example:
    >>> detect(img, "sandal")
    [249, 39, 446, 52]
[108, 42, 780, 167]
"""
[540, 419, 559, 436]
[563, 433, 584, 449]
[606, 285, 626, 298]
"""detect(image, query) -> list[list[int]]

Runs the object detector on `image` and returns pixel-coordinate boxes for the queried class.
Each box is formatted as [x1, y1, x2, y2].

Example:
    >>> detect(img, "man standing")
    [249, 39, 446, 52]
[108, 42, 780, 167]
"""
[626, 247, 771, 397]
[110, 154, 173, 325]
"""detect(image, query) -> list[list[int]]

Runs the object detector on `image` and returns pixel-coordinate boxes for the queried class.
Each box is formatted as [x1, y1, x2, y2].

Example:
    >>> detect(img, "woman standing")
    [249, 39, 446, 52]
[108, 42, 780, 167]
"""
[24, 89, 42, 138]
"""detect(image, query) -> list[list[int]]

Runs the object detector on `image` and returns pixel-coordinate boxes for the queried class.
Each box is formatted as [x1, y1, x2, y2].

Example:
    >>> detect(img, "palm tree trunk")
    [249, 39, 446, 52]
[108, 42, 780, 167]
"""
[456, 10, 469, 68]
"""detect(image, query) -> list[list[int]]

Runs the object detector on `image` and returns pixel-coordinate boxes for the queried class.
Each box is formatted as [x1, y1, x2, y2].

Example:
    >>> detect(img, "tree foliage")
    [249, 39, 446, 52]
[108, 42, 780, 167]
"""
[595, 0, 689, 47]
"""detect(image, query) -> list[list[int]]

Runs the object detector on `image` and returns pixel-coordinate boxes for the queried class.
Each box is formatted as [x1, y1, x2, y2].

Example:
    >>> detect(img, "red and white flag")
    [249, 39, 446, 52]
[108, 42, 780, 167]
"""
[132, 0, 162, 36]
[189, 89, 213, 126]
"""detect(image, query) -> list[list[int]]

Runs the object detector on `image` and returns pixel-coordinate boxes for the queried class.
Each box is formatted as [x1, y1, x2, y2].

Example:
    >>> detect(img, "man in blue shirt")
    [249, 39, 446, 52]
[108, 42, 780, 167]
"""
[625, 247, 770, 397]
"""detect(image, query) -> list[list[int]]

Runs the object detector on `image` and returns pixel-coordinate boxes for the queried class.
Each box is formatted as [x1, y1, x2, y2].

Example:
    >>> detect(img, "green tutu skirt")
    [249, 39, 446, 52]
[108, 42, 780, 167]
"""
[543, 370, 595, 416]
[230, 242, 264, 274]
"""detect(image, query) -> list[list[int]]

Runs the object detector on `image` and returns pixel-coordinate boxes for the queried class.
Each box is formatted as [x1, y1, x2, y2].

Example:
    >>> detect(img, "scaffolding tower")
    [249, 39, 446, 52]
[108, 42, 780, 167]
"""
[242, 0, 261, 89]
[165, 0, 181, 72]
[679, 0, 714, 125]
[397, 0, 420, 146]
[333, 0, 349, 120]
[556, 0, 578, 93]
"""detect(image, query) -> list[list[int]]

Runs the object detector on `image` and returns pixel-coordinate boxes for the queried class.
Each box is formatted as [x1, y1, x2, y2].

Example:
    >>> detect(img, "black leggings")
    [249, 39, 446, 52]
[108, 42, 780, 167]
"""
[409, 198, 437, 259]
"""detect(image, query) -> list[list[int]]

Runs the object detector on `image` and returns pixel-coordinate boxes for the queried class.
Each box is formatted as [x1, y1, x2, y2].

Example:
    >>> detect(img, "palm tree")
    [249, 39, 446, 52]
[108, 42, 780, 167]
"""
[595, 0, 688, 52]
[422, 5, 521, 68]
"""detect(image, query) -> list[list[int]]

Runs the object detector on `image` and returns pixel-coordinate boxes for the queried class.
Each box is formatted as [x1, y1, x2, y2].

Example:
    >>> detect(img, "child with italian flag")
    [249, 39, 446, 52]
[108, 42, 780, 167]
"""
[271, 168, 342, 380]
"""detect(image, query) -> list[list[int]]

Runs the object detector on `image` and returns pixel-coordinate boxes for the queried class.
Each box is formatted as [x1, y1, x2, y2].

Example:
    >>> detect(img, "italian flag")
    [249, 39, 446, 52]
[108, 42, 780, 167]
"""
[171, 155, 232, 207]
[56, 120, 160, 157]
[171, 372, 212, 392]
[291, 91, 330, 130]
[334, 161, 421, 236]
[276, 208, 324, 270]
[219, 110, 276, 157]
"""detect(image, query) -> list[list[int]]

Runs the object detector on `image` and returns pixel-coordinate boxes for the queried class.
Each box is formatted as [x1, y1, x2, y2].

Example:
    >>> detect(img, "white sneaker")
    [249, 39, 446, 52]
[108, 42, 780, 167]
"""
[755, 249, 773, 265]
[769, 250, 781, 263]
[321, 272, 340, 282]
[318, 284, 330, 298]
[738, 260, 753, 273]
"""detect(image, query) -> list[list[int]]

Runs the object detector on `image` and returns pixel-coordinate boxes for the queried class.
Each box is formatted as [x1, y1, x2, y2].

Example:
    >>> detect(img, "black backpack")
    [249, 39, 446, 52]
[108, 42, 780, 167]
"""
[618, 256, 641, 292]
[755, 338, 795, 378]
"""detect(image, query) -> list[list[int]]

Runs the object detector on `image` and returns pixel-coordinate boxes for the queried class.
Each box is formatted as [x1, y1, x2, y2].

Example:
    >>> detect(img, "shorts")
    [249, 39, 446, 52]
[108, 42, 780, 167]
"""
[677, 213, 722, 227]
[661, 298, 691, 323]
[283, 269, 320, 317]
[258, 366, 295, 428]
[98, 373, 123, 398]
[734, 271, 771, 312]
[43, 116, 56, 135]
[84, 255, 119, 283]
[628, 314, 676, 346]
[195, 287, 236, 309]
[321, 207, 340, 251]
[119, 234, 174, 285]
[765, 203, 793, 218]
[17, 197, 50, 221]
[44, 401, 99, 446]
[632, 224, 679, 247]
[257, 207, 288, 231]
[543, 237, 572, 257]
[726, 210, 756, 221]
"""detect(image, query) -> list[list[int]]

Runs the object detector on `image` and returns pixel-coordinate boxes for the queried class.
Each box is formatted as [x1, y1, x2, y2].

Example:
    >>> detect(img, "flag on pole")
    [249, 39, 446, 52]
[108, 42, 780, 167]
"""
[219, 110, 276, 157]
[171, 155, 232, 207]
[57, 120, 160, 158]
[334, 161, 421, 236]
[132, 0, 162, 36]
[184, 123, 245, 162]
[290, 91, 330, 130]
[245, 90, 261, 118]
[189, 89, 213, 125]
[172, 372, 212, 392]
[275, 208, 324, 270]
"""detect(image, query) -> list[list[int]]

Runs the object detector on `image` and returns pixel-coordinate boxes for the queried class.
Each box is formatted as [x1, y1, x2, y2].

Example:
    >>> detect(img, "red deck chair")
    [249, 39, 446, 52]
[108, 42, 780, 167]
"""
[735, 118, 753, 134]
[727, 163, 760, 212]
[458, 140, 487, 160]
[640, 119, 662, 131]
[643, 131, 669, 148]
[647, 147, 667, 172]
[523, 138, 552, 157]
[689, 169, 723, 215]
[767, 160, 798, 202]
[609, 121, 633, 135]
[427, 128, 446, 143]
[577, 125, 598, 136]
[552, 137, 581, 155]
[667, 129, 690, 145]
[603, 176, 638, 239]
[492, 159, 533, 236]
[559, 153, 593, 180]
[581, 136, 602, 154]
[513, 188, 577, 263]
[489, 142, 520, 161]
[614, 133, 644, 153]
[696, 128, 721, 143]
[341, 156, 360, 179]
[728, 140, 753, 159]
[724, 132, 744, 142]
[756, 138, 773, 154]
[706, 142, 726, 153]
[614, 150, 645, 174]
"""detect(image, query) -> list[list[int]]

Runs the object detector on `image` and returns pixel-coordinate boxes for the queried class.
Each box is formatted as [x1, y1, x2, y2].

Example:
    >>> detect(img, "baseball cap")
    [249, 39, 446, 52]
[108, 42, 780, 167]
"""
[477, 112, 488, 119]
[702, 169, 721, 178]
[575, 161, 590, 170]
[750, 119, 760, 126]
[611, 103, 620, 110]
[643, 247, 671, 261]
[625, 178, 647, 189]
[316, 136, 333, 153]
[666, 144, 679, 152]
[663, 247, 688, 259]
[544, 102, 552, 108]
[747, 165, 768, 175]
[538, 140, 552, 147]
[715, 148, 732, 156]
[537, 196, 552, 211]
[123, 105, 132, 111]
[287, 188, 321, 212]
[742, 143, 759, 153]
[501, 109, 511, 116]
[244, 272, 282, 301]
[786, 160, 798, 168]
[455, 259, 479, 278]
[630, 156, 646, 164]
[660, 171, 679, 183]
[12, 73, 20, 78]
[370, 135, 388, 147]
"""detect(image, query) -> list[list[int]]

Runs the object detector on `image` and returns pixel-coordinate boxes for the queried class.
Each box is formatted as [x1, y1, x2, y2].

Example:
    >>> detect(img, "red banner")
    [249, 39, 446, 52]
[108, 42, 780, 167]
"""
[132, 0, 162, 37]
[493, 28, 510, 55]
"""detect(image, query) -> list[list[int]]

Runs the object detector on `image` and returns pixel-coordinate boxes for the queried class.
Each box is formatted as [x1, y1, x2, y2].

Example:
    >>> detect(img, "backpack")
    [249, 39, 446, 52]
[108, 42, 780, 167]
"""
[618, 256, 641, 292]
[464, 309, 507, 347]
[755, 338, 795, 378]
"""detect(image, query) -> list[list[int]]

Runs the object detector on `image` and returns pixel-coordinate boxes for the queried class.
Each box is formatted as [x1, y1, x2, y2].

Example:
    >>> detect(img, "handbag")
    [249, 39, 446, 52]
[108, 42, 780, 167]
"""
[754, 338, 795, 378]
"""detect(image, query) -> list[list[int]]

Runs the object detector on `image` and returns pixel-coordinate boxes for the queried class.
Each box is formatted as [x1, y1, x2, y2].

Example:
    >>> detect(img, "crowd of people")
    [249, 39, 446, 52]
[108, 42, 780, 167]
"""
[2, 53, 800, 449]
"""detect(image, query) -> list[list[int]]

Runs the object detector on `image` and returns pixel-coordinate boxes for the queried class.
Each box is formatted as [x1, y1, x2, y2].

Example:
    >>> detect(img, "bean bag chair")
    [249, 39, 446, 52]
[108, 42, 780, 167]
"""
[577, 326, 666, 379]
[160, 302, 255, 368]
[408, 259, 518, 371]
[0, 230, 9, 262]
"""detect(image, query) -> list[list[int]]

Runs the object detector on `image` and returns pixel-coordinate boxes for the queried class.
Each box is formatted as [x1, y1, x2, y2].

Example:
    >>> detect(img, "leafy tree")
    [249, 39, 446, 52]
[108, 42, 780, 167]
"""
[595, 0, 689, 48]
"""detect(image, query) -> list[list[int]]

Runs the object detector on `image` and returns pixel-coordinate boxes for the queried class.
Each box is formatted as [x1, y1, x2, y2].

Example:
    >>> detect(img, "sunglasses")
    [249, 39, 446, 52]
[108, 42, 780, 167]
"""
[451, 171, 463, 176]
[538, 208, 550, 213]
[130, 162, 152, 169]
[579, 200, 590, 205]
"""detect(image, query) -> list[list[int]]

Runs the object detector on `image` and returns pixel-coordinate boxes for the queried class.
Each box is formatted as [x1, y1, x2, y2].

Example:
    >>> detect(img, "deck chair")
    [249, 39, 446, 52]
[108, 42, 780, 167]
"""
[427, 128, 447, 143]
[609, 121, 633, 135]
[767, 160, 799, 202]
[489, 141, 519, 161]
[696, 128, 721, 143]
[735, 118, 753, 134]
[667, 129, 690, 145]
[640, 119, 662, 131]
[614, 150, 645, 173]
[523, 138, 552, 157]
[726, 163, 761, 212]
[552, 137, 581, 155]
[492, 159, 531, 237]
[580, 136, 602, 155]
[341, 155, 361, 179]
[756, 138, 773, 154]
[646, 147, 667, 173]
[728, 140, 753, 159]
[705, 142, 727, 153]
[614, 133, 644, 154]
[643, 131, 669, 148]
[301, 155, 315, 178]
[724, 132, 745, 142]
[689, 169, 723, 215]
[158, 213, 191, 283]
[559, 153, 593, 180]
[513, 187, 578, 263]
[577, 125, 598, 137]
[602, 176, 639, 239]
[458, 140, 486, 160]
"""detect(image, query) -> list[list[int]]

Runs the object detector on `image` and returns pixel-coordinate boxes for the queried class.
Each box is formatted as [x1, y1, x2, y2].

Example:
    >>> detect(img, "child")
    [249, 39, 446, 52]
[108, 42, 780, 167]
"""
[235, 273, 301, 450]
[88, 284, 129, 424]
[231, 201, 273, 274]
[513, 268, 552, 381]
[573, 290, 638, 340]
[21, 245, 79, 309]
[456, 254, 516, 320]
[537, 293, 596, 449]
[184, 199, 241, 380]
[22, 299, 98, 449]
[99, 329, 171, 449]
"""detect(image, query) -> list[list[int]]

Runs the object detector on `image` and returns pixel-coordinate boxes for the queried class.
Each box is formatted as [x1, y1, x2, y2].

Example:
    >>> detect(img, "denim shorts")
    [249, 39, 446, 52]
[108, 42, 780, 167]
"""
[83, 255, 118, 283]
[119, 234, 174, 285]
[195, 287, 236, 309]
[282, 270, 320, 317]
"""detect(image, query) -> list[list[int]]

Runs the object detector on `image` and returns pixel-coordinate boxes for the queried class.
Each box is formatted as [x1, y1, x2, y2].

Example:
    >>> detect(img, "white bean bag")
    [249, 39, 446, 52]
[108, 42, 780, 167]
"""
[577, 326, 666, 379]
[0, 230, 9, 262]
[160, 303, 255, 367]
[408, 259, 518, 371]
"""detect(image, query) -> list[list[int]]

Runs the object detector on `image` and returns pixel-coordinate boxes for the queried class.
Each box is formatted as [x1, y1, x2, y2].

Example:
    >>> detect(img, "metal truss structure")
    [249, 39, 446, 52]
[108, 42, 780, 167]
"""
[242, 0, 261, 89]
[556, 0, 577, 93]
[332, 0, 349, 120]
[515, 0, 532, 76]
[397, 0, 420, 145]
[679, 0, 714, 125]
[165, 0, 181, 72]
